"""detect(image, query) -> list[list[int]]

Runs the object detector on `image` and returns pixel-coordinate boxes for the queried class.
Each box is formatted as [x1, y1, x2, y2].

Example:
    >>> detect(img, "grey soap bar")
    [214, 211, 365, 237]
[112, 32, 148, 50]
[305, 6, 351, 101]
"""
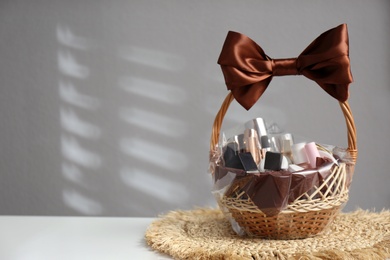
[264, 151, 283, 171]
[238, 152, 258, 171]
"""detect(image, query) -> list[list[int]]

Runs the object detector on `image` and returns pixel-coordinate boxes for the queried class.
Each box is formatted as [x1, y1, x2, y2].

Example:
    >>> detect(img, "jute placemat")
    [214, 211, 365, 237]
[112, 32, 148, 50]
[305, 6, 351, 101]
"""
[145, 208, 390, 259]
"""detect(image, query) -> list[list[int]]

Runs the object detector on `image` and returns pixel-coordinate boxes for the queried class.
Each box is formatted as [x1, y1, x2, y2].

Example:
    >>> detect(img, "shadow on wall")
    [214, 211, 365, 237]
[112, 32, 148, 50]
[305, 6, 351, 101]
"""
[57, 25, 191, 215]
[117, 45, 191, 214]
[57, 25, 103, 214]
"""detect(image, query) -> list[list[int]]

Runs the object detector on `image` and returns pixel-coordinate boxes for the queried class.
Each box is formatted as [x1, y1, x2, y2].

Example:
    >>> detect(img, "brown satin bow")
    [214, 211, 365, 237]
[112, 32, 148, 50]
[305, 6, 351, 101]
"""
[218, 24, 353, 110]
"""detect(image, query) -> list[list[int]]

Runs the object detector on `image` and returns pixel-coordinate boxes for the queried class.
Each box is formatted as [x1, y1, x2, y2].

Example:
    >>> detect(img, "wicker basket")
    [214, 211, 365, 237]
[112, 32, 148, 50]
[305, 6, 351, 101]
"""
[210, 92, 357, 239]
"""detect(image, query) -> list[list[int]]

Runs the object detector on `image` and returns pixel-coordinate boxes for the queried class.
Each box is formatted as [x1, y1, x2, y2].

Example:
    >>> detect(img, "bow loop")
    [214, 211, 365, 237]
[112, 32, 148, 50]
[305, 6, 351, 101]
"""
[218, 24, 353, 110]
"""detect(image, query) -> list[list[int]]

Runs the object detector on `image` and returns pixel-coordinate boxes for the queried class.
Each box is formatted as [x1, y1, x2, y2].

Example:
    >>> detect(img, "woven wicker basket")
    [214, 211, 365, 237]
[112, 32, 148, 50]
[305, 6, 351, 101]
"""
[210, 92, 357, 239]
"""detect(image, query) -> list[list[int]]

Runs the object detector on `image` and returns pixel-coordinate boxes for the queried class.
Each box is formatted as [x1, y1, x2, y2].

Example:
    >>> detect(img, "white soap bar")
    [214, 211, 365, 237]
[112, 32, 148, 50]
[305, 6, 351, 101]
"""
[281, 156, 289, 170]
[288, 164, 305, 172]
[291, 142, 308, 164]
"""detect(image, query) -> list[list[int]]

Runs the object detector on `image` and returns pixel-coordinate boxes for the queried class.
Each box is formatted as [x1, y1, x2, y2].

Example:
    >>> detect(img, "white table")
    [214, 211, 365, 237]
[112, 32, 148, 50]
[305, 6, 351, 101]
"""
[0, 216, 171, 260]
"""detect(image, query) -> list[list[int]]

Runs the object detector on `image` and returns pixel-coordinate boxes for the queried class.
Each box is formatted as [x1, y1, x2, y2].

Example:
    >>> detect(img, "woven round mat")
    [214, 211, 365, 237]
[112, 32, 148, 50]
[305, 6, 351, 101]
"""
[145, 208, 390, 260]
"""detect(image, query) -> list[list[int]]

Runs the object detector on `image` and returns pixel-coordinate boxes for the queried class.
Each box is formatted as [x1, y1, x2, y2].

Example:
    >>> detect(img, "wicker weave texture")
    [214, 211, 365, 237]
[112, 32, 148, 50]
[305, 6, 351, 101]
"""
[227, 207, 341, 239]
[220, 163, 349, 239]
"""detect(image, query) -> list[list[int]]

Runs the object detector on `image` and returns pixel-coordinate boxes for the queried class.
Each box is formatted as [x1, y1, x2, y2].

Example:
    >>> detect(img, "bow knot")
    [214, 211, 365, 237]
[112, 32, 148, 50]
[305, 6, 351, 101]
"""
[218, 24, 353, 110]
[272, 58, 299, 76]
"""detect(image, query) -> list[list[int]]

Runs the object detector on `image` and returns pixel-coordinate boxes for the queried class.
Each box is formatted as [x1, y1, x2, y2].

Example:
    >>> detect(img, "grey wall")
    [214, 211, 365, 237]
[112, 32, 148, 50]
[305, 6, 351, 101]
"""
[0, 0, 389, 216]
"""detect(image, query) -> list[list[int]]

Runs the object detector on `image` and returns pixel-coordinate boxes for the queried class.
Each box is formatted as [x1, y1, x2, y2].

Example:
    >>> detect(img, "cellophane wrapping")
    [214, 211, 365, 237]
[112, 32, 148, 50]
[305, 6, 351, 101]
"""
[209, 119, 355, 238]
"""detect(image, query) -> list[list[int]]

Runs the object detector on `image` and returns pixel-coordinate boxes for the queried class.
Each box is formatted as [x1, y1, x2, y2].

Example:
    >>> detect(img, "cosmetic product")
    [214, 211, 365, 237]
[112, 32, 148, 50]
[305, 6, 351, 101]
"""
[304, 142, 320, 168]
[280, 133, 294, 144]
[291, 142, 309, 165]
[267, 123, 284, 152]
[260, 135, 271, 150]
[224, 154, 244, 169]
[264, 151, 283, 171]
[260, 135, 272, 160]
[243, 128, 261, 165]
[269, 136, 280, 152]
[281, 139, 293, 163]
[238, 152, 259, 172]
[281, 155, 289, 170]
[280, 133, 294, 153]
[245, 118, 267, 140]
[223, 141, 239, 166]
[259, 158, 265, 172]
[228, 134, 245, 153]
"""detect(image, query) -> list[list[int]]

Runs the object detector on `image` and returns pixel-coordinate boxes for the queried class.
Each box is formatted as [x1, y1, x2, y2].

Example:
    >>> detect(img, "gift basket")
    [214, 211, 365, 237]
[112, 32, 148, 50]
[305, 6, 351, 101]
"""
[209, 24, 357, 240]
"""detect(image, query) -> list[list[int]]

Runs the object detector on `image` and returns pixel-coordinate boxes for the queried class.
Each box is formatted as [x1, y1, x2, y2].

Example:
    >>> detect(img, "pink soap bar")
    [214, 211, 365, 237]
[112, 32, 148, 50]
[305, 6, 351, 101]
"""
[304, 142, 320, 168]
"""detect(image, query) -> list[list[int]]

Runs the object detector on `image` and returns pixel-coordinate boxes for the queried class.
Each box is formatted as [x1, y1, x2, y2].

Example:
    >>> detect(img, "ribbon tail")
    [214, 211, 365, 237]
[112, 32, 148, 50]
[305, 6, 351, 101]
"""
[317, 82, 350, 102]
[231, 79, 271, 110]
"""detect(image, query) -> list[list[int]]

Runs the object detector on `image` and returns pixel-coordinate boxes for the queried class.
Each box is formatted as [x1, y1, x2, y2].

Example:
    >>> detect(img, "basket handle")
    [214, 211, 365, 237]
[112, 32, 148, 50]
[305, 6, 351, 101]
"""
[210, 92, 357, 164]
